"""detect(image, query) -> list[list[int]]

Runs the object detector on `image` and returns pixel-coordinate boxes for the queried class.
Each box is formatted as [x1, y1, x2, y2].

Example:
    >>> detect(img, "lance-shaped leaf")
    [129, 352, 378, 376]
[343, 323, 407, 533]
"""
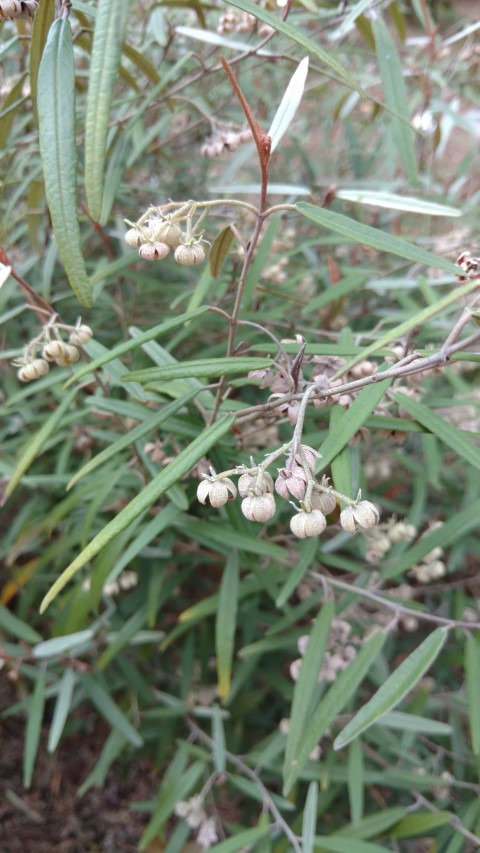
[37, 18, 93, 307]
[268, 56, 309, 153]
[84, 0, 129, 222]
[210, 225, 235, 278]
[123, 357, 273, 383]
[465, 633, 480, 755]
[39, 415, 234, 613]
[216, 552, 239, 700]
[334, 628, 448, 750]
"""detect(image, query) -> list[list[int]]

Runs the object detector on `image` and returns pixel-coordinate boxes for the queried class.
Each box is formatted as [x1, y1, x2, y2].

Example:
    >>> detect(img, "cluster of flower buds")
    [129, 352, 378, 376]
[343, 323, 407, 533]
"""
[175, 796, 218, 850]
[124, 209, 207, 266]
[197, 443, 380, 540]
[0, 0, 38, 19]
[14, 319, 92, 383]
[217, 9, 273, 37]
[200, 126, 252, 158]
[290, 618, 361, 685]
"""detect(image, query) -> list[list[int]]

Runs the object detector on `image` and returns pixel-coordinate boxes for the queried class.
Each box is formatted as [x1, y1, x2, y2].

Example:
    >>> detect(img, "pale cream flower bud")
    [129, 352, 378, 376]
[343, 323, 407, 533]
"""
[55, 344, 80, 366]
[69, 325, 93, 346]
[340, 506, 356, 533]
[18, 358, 49, 381]
[174, 243, 206, 265]
[42, 340, 68, 361]
[124, 226, 148, 248]
[197, 478, 237, 507]
[148, 219, 183, 247]
[139, 241, 170, 261]
[290, 509, 327, 538]
[241, 493, 276, 522]
[341, 501, 379, 532]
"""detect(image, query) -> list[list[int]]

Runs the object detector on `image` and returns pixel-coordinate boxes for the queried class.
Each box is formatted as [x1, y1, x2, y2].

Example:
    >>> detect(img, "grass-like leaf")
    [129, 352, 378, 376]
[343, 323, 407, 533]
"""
[39, 415, 234, 612]
[82, 674, 143, 747]
[284, 629, 386, 794]
[372, 18, 417, 184]
[297, 203, 460, 275]
[47, 669, 76, 753]
[37, 19, 93, 307]
[335, 189, 461, 216]
[216, 552, 239, 701]
[84, 0, 129, 222]
[302, 782, 318, 853]
[465, 634, 480, 755]
[333, 628, 448, 750]
[0, 603, 42, 644]
[268, 56, 309, 153]
[123, 357, 273, 383]
[394, 392, 480, 472]
[23, 668, 46, 788]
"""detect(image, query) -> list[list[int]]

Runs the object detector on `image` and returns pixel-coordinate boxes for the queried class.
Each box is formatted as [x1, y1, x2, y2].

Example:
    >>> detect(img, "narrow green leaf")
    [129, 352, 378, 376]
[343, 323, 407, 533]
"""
[389, 810, 453, 838]
[24, 668, 46, 788]
[212, 704, 227, 773]
[209, 225, 235, 278]
[37, 19, 93, 307]
[335, 189, 461, 217]
[347, 738, 364, 824]
[333, 628, 448, 750]
[29, 0, 55, 113]
[67, 390, 198, 489]
[465, 633, 480, 755]
[48, 668, 76, 753]
[216, 552, 239, 701]
[139, 761, 206, 850]
[82, 674, 143, 747]
[314, 839, 391, 853]
[268, 56, 309, 153]
[372, 18, 417, 184]
[225, 0, 366, 94]
[208, 826, 270, 853]
[39, 415, 234, 612]
[284, 599, 335, 771]
[284, 629, 386, 794]
[64, 307, 209, 386]
[32, 629, 94, 659]
[84, 0, 129, 221]
[3, 388, 77, 502]
[394, 392, 480, 472]
[97, 607, 147, 670]
[0, 603, 42, 644]
[297, 202, 460, 276]
[376, 711, 451, 735]
[302, 782, 318, 853]
[319, 380, 392, 472]
[124, 357, 273, 383]
[334, 807, 407, 839]
[330, 404, 353, 501]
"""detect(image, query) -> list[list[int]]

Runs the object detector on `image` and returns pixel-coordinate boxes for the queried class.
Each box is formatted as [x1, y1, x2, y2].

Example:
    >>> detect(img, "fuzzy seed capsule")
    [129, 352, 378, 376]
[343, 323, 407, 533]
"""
[340, 501, 379, 533]
[42, 340, 68, 361]
[238, 470, 274, 497]
[124, 227, 148, 248]
[0, 0, 38, 19]
[69, 325, 93, 346]
[197, 477, 237, 507]
[139, 241, 170, 261]
[290, 509, 326, 538]
[148, 219, 184, 247]
[310, 490, 337, 515]
[174, 243, 206, 266]
[55, 345, 80, 366]
[18, 358, 49, 381]
[241, 493, 276, 522]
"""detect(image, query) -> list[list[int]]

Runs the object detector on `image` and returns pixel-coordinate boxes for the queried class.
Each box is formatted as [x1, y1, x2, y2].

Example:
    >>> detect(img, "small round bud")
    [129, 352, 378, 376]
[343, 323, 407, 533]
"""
[275, 467, 306, 501]
[174, 243, 206, 266]
[148, 219, 184, 247]
[139, 241, 170, 261]
[18, 358, 49, 381]
[124, 227, 148, 248]
[340, 507, 356, 533]
[311, 490, 337, 515]
[238, 470, 274, 497]
[69, 325, 93, 346]
[241, 493, 276, 522]
[197, 477, 237, 507]
[340, 501, 379, 533]
[55, 345, 80, 366]
[290, 509, 326, 538]
[42, 340, 68, 361]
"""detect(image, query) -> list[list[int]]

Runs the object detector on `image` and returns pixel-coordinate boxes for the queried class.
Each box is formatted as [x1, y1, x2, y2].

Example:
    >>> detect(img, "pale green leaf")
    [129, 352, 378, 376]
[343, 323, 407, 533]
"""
[0, 603, 42, 644]
[24, 668, 46, 788]
[268, 56, 309, 153]
[302, 782, 318, 853]
[32, 629, 95, 659]
[335, 189, 461, 217]
[82, 674, 143, 747]
[334, 629, 448, 750]
[124, 357, 273, 383]
[389, 810, 453, 838]
[208, 826, 270, 853]
[216, 552, 239, 701]
[37, 19, 93, 307]
[314, 840, 391, 853]
[39, 415, 234, 612]
[297, 202, 460, 275]
[84, 0, 129, 221]
[48, 669, 76, 753]
[465, 634, 480, 755]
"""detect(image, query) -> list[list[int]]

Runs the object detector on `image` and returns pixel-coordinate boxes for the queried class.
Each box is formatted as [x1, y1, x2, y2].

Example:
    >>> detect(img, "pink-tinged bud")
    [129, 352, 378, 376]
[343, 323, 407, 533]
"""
[275, 467, 306, 500]
[290, 509, 327, 538]
[139, 241, 170, 261]
[238, 471, 274, 497]
[241, 493, 276, 522]
[197, 478, 237, 507]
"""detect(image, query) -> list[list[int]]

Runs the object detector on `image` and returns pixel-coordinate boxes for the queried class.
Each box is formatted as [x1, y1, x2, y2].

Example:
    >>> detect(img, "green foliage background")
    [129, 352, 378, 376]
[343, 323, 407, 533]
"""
[1, 0, 480, 849]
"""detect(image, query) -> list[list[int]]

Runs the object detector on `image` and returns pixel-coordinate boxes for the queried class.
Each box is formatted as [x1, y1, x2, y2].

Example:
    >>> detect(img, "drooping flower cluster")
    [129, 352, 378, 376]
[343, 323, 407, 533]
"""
[124, 204, 208, 266]
[13, 317, 92, 383]
[290, 618, 362, 685]
[175, 796, 219, 850]
[200, 124, 252, 158]
[197, 442, 380, 539]
[409, 521, 446, 583]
